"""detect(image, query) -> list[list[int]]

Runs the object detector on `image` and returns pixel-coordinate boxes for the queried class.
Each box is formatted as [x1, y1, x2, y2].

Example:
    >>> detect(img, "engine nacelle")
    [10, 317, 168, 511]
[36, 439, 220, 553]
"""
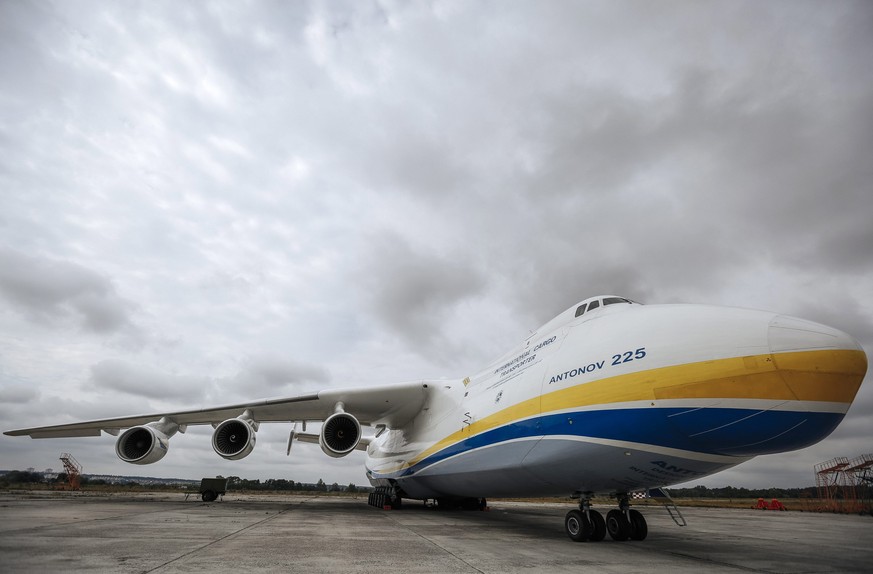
[212, 416, 257, 460]
[319, 411, 361, 458]
[116, 426, 170, 465]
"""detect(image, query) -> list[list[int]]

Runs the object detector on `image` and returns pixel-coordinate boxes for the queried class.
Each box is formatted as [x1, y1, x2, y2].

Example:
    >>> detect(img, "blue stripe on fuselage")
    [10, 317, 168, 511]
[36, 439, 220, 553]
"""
[372, 407, 844, 479]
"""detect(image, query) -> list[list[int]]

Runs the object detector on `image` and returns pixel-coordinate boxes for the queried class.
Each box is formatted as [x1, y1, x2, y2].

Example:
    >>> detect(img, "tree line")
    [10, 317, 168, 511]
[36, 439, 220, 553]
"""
[1, 471, 137, 488]
[0, 470, 363, 493]
[668, 485, 819, 499]
[221, 476, 362, 493]
[7, 470, 866, 499]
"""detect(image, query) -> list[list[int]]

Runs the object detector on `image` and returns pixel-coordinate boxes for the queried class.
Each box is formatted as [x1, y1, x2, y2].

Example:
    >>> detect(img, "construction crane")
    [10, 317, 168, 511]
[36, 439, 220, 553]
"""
[58, 453, 82, 490]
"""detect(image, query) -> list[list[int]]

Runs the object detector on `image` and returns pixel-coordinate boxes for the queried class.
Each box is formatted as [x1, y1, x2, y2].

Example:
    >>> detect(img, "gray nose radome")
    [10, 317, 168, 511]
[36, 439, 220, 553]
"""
[768, 315, 862, 354]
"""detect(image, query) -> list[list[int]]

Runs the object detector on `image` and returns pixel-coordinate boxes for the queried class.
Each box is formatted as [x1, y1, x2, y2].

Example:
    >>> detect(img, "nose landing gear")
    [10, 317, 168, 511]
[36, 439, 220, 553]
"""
[564, 493, 647, 542]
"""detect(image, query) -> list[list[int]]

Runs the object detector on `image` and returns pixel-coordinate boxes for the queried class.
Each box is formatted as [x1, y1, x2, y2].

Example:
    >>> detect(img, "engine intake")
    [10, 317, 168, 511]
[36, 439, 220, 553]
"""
[212, 416, 257, 460]
[319, 411, 361, 458]
[116, 425, 170, 465]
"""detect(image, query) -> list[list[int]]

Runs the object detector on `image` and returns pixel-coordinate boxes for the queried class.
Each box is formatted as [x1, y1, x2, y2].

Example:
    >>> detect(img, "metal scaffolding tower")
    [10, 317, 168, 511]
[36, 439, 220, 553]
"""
[815, 454, 873, 513]
[845, 453, 873, 513]
[815, 457, 854, 512]
[59, 452, 82, 490]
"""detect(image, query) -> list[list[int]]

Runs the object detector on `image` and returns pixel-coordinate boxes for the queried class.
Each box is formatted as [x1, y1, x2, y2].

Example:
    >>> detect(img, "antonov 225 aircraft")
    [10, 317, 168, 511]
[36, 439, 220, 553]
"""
[6, 296, 868, 542]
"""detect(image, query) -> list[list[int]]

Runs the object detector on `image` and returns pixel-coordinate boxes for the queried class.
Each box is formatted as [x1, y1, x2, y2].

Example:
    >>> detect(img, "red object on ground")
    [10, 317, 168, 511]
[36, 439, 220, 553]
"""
[754, 497, 786, 510]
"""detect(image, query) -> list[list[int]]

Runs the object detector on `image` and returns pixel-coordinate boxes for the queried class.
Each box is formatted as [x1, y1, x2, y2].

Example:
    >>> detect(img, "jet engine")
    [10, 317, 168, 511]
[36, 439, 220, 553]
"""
[212, 414, 258, 460]
[319, 410, 361, 458]
[116, 423, 172, 465]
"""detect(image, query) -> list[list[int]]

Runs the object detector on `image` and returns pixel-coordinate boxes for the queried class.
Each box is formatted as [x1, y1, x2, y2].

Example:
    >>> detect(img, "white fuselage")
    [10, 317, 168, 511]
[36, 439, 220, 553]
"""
[363, 299, 867, 499]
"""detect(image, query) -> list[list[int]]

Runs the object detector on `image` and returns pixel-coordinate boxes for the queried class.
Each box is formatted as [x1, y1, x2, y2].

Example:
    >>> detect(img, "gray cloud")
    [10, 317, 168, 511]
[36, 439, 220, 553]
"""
[0, 248, 137, 335]
[354, 232, 487, 359]
[0, 385, 39, 405]
[229, 354, 330, 398]
[89, 359, 210, 402]
[88, 355, 329, 404]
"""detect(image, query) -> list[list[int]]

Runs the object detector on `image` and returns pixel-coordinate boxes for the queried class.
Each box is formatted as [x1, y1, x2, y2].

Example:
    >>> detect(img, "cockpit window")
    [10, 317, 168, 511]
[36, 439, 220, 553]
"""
[576, 297, 638, 318]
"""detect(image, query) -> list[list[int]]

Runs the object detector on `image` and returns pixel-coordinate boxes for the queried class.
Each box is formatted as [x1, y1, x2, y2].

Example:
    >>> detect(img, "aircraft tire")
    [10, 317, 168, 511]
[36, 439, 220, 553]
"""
[628, 509, 648, 541]
[564, 510, 590, 542]
[606, 509, 630, 541]
[588, 509, 606, 542]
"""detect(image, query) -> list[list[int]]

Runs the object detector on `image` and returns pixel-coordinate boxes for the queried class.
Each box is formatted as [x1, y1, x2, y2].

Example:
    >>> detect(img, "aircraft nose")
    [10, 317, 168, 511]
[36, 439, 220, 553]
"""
[657, 310, 866, 458]
[768, 314, 867, 405]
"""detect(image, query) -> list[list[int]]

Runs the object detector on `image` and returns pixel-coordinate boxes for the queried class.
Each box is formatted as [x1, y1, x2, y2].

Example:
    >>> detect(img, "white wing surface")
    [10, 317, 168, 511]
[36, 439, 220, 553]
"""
[4, 381, 428, 439]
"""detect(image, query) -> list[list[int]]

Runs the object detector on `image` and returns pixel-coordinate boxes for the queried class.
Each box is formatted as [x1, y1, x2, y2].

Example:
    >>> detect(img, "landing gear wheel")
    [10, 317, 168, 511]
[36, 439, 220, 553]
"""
[564, 509, 591, 542]
[606, 509, 630, 541]
[628, 509, 648, 541]
[588, 509, 606, 542]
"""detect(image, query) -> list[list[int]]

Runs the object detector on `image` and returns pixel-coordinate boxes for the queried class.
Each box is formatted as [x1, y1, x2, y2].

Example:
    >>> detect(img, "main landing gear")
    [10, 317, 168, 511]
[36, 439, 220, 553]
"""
[368, 485, 402, 510]
[564, 494, 647, 542]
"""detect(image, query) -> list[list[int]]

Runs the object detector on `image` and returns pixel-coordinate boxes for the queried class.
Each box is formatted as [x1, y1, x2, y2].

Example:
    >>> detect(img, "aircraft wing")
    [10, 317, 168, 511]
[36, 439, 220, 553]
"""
[4, 381, 428, 439]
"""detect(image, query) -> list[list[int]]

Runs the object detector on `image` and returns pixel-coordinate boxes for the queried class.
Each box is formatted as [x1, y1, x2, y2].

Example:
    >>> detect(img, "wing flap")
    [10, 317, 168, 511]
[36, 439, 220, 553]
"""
[28, 429, 103, 439]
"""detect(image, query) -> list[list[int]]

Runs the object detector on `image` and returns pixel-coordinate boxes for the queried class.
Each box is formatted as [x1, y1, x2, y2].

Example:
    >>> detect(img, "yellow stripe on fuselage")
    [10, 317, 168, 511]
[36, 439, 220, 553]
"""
[394, 349, 866, 472]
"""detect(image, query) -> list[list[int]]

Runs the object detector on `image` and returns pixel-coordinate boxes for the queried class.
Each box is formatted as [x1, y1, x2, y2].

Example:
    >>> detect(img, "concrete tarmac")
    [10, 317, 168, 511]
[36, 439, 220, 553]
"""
[1, 491, 871, 573]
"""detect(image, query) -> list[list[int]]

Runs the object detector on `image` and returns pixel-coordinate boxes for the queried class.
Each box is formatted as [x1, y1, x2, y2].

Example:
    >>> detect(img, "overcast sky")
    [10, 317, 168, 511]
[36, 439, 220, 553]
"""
[1, 1, 871, 490]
